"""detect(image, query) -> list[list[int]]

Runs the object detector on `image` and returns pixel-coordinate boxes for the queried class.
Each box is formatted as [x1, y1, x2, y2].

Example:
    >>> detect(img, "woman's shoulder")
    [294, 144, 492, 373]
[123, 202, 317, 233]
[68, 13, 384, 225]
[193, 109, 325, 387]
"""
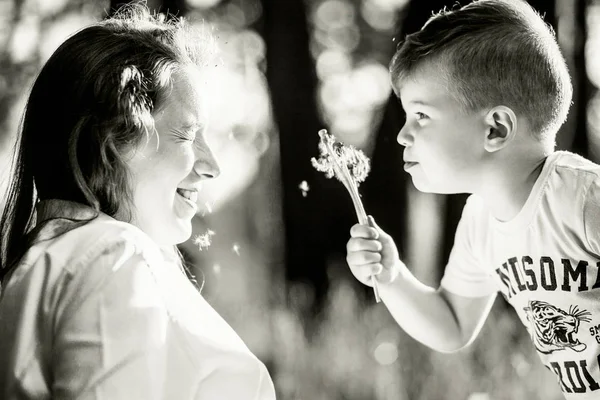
[41, 216, 154, 266]
[5, 215, 161, 300]
[61, 216, 156, 255]
[49, 216, 166, 285]
[1, 216, 167, 347]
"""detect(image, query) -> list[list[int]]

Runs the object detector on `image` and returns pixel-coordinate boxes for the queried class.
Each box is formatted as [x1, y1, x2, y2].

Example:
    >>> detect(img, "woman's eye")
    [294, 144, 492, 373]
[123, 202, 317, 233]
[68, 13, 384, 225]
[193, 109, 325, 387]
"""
[177, 133, 196, 142]
[416, 112, 428, 120]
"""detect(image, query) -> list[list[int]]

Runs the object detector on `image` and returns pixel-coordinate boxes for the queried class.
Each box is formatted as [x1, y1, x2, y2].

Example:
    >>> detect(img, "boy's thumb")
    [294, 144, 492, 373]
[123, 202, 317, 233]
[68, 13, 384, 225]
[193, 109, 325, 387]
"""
[367, 215, 380, 231]
[367, 216, 381, 239]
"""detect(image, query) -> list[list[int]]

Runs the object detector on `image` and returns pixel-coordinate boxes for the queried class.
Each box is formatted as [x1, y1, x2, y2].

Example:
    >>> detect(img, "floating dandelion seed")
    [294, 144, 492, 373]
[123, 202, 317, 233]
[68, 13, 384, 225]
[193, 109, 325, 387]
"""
[298, 180, 310, 197]
[311, 129, 381, 302]
[194, 229, 216, 251]
[194, 235, 211, 250]
[232, 243, 240, 256]
[201, 201, 214, 217]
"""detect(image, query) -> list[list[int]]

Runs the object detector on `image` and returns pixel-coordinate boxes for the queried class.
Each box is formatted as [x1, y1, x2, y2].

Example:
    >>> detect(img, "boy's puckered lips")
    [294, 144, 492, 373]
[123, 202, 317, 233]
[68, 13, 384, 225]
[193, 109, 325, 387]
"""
[403, 161, 418, 171]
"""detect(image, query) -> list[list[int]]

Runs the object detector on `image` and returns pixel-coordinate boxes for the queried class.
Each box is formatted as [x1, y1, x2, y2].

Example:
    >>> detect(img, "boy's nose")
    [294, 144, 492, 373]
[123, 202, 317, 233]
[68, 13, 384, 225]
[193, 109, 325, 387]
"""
[397, 124, 413, 147]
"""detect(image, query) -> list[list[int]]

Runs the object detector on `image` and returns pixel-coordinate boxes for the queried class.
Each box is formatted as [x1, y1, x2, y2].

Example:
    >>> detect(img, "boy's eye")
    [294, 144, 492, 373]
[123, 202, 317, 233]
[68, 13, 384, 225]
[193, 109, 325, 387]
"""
[415, 112, 428, 120]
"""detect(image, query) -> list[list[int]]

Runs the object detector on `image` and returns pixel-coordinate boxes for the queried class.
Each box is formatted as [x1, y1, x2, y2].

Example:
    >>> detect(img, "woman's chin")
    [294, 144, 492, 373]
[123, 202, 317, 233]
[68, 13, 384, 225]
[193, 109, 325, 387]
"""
[171, 220, 193, 244]
[152, 219, 193, 246]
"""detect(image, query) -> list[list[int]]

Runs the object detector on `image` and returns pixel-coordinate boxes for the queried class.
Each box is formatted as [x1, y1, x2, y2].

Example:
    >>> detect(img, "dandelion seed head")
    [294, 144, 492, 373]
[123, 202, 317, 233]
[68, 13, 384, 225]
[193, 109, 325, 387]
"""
[311, 129, 370, 185]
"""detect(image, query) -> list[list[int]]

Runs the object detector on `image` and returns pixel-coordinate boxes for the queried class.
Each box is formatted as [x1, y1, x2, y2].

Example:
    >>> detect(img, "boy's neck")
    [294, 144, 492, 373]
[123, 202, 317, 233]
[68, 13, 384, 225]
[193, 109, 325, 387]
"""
[476, 146, 550, 223]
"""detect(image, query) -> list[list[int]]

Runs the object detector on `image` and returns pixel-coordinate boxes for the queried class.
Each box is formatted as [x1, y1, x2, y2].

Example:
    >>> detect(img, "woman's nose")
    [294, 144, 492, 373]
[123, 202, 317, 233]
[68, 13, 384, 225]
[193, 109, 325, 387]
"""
[194, 147, 220, 179]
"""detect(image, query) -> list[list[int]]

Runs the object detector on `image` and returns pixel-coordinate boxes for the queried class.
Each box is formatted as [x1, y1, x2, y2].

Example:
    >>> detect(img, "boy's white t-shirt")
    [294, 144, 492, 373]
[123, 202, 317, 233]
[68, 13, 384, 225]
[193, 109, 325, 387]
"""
[0, 200, 276, 400]
[441, 151, 600, 399]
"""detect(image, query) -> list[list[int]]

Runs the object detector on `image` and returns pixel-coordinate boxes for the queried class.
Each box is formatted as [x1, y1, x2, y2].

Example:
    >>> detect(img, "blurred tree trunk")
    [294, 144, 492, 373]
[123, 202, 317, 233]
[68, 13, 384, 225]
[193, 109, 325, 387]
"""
[259, 0, 414, 310]
[260, 0, 346, 312]
[361, 98, 408, 262]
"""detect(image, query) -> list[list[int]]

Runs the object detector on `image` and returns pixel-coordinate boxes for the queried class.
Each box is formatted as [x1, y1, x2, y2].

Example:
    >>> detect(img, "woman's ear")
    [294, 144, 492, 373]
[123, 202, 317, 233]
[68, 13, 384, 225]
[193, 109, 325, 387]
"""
[483, 106, 517, 152]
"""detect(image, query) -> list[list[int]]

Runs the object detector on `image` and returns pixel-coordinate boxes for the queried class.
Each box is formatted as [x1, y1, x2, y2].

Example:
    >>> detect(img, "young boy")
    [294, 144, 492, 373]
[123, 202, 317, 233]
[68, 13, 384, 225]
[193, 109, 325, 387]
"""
[346, 0, 600, 397]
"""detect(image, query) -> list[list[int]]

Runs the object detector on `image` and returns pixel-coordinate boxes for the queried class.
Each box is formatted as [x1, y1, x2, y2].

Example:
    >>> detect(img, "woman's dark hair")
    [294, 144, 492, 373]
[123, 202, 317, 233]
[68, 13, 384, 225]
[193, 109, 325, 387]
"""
[0, 3, 215, 282]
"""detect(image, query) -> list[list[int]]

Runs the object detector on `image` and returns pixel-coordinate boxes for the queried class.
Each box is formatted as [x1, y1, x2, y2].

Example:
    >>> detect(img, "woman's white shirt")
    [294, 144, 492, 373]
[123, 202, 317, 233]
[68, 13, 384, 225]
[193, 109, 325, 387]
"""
[0, 200, 276, 400]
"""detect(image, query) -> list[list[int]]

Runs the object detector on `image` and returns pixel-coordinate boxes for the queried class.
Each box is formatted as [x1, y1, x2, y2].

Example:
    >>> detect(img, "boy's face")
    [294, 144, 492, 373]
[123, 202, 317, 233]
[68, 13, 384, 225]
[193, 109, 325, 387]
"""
[396, 65, 488, 194]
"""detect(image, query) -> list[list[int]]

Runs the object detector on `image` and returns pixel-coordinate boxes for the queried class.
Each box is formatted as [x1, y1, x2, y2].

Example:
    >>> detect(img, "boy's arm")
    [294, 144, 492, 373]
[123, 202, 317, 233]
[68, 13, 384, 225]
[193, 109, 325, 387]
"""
[378, 265, 496, 353]
[347, 196, 497, 353]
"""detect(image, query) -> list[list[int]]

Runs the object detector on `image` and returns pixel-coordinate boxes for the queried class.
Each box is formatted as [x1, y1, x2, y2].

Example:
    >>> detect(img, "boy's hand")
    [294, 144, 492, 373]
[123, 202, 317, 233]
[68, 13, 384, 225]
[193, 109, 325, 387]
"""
[346, 216, 400, 287]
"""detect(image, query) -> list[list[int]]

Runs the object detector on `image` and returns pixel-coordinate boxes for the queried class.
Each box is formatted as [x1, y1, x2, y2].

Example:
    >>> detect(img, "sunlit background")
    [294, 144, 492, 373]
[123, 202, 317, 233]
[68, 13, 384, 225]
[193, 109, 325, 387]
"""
[0, 0, 597, 399]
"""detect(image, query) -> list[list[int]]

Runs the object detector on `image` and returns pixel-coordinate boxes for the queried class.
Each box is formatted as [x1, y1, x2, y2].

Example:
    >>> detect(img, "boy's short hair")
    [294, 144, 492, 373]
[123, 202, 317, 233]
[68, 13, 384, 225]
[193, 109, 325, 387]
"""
[390, 0, 572, 142]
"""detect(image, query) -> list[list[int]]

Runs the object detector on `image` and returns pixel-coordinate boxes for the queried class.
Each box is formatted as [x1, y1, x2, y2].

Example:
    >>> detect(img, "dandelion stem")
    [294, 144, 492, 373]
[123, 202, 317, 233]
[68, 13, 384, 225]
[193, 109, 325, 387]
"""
[320, 131, 381, 302]
[338, 162, 381, 302]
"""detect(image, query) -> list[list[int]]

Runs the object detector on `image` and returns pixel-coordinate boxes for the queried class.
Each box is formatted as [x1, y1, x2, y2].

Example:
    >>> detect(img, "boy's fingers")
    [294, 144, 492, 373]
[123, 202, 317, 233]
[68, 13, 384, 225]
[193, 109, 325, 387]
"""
[346, 238, 382, 252]
[350, 224, 379, 239]
[346, 251, 382, 266]
[351, 264, 382, 286]
[372, 263, 383, 275]
[373, 264, 399, 284]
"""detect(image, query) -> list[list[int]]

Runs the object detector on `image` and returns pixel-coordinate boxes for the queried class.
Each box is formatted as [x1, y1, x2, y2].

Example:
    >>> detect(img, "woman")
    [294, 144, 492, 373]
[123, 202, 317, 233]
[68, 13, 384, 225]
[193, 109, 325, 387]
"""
[0, 5, 276, 399]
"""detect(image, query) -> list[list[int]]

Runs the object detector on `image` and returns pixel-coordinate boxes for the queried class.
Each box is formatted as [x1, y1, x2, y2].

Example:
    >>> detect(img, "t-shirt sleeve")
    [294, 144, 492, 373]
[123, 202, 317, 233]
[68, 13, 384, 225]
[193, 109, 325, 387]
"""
[51, 239, 172, 400]
[584, 176, 600, 256]
[440, 195, 498, 297]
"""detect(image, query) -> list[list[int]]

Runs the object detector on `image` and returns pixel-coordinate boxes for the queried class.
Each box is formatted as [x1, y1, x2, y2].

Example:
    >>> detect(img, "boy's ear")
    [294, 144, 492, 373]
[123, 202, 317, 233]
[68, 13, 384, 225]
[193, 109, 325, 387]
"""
[483, 106, 517, 152]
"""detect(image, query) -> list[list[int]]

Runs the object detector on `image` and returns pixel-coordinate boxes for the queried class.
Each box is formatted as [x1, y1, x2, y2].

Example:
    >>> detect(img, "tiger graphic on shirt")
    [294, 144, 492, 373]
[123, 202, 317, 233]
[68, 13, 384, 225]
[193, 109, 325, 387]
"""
[523, 300, 592, 355]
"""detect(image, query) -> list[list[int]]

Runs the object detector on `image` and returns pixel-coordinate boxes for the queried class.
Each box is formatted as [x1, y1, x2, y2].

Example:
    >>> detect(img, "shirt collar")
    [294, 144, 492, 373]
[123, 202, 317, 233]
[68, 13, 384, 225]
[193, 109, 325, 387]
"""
[30, 200, 189, 281]
[34, 199, 180, 264]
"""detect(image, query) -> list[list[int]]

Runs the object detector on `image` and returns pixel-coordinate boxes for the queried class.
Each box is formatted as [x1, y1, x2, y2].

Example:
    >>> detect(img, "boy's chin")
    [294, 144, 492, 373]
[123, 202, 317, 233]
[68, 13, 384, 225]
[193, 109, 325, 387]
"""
[411, 178, 461, 195]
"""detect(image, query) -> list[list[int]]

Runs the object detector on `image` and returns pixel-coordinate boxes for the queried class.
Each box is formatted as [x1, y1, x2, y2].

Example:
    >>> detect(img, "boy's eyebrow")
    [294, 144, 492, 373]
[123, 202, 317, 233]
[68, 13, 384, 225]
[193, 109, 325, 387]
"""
[407, 100, 432, 106]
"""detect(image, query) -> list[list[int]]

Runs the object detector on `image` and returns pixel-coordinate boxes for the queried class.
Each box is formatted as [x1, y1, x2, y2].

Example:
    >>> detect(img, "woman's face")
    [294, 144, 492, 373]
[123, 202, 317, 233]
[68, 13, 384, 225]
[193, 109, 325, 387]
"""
[125, 65, 220, 246]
